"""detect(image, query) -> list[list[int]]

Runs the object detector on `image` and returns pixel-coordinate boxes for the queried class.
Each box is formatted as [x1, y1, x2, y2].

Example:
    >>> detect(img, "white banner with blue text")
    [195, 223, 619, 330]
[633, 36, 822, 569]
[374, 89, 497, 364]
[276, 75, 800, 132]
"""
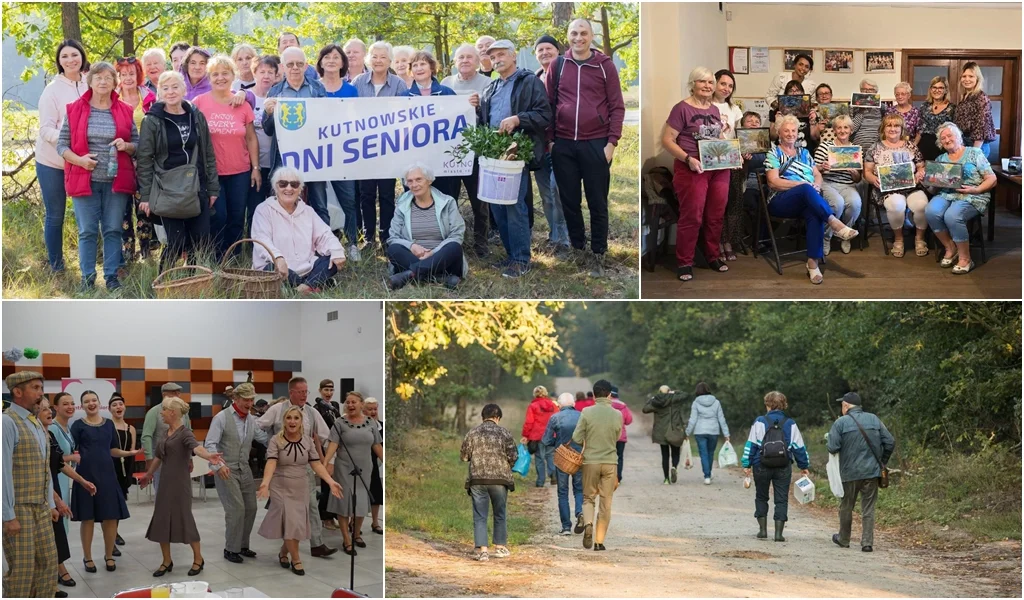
[273, 95, 476, 181]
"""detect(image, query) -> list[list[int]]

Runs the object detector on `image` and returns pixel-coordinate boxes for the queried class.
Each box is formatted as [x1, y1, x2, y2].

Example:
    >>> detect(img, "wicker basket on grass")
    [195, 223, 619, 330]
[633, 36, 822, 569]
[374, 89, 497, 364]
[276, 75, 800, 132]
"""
[151, 265, 215, 298]
[219, 238, 285, 299]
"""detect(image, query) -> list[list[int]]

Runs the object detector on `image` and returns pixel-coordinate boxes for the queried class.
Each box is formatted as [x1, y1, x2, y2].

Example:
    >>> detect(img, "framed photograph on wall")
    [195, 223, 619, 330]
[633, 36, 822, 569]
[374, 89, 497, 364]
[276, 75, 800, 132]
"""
[865, 51, 895, 73]
[823, 49, 855, 73]
[730, 47, 749, 74]
[783, 48, 814, 71]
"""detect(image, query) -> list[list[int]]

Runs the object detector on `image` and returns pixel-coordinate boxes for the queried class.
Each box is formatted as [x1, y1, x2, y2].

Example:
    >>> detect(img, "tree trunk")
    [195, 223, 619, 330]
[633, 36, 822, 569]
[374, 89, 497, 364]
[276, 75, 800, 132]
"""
[492, 2, 501, 15]
[600, 6, 613, 57]
[455, 395, 468, 434]
[60, 2, 81, 42]
[553, 3, 574, 29]
[120, 15, 135, 57]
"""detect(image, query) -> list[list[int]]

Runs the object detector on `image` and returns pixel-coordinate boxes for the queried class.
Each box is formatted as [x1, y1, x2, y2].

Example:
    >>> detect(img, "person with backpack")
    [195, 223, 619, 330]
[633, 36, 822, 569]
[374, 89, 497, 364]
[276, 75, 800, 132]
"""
[827, 392, 895, 553]
[685, 382, 730, 484]
[643, 385, 690, 485]
[741, 391, 810, 542]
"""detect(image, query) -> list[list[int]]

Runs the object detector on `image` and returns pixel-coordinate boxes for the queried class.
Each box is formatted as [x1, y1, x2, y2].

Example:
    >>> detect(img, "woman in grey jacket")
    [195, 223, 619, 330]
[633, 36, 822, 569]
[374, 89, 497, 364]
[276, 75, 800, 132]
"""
[685, 382, 730, 484]
[387, 163, 468, 291]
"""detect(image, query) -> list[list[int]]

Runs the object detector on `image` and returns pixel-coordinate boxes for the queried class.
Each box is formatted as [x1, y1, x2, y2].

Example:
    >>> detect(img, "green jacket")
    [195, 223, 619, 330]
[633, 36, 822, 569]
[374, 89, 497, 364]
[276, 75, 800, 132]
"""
[572, 396, 622, 464]
[642, 391, 688, 445]
[826, 407, 895, 482]
[141, 403, 192, 460]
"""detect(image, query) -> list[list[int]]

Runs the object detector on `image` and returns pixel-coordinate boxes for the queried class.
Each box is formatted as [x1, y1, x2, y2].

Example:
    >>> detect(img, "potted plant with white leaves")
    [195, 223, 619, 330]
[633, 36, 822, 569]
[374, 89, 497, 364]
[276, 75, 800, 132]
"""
[448, 126, 535, 205]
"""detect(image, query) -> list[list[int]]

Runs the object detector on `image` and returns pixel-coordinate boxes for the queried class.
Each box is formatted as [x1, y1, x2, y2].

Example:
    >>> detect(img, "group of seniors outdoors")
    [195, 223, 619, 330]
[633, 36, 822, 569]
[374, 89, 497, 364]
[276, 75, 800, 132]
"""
[661, 54, 997, 285]
[34, 17, 626, 294]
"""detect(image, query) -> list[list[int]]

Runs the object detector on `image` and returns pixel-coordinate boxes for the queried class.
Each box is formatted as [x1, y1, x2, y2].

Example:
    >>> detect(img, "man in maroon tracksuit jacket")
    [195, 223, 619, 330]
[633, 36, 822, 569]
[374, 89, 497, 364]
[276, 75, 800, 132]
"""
[545, 18, 626, 277]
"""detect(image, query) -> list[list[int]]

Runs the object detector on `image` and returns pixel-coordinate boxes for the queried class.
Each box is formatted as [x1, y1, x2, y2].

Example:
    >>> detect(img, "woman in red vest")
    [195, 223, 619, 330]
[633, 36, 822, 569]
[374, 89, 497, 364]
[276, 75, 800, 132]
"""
[57, 62, 139, 291]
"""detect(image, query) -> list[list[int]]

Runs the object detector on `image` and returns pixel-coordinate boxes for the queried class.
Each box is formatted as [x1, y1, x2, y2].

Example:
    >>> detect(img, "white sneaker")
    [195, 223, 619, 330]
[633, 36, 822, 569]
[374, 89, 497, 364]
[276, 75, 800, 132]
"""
[841, 239, 852, 254]
[704, 477, 711, 485]
[492, 546, 510, 558]
[559, 529, 572, 536]
[348, 244, 362, 262]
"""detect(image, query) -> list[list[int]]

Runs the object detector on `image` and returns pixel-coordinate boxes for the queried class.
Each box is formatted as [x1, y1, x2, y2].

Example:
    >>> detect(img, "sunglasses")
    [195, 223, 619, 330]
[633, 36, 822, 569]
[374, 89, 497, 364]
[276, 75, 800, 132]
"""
[116, 57, 138, 65]
[276, 180, 302, 189]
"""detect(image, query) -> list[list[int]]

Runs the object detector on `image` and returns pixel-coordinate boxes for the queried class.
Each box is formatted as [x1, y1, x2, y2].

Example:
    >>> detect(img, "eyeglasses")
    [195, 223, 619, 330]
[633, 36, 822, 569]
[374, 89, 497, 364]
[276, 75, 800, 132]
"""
[116, 57, 138, 65]
[285, 62, 305, 69]
[931, 85, 946, 90]
[276, 180, 302, 189]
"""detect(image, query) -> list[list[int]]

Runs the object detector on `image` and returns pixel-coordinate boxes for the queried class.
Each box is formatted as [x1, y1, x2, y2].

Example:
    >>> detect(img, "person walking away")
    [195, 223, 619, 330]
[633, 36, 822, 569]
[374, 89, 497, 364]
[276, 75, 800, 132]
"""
[643, 385, 689, 484]
[547, 19, 626, 276]
[610, 387, 633, 483]
[685, 382, 730, 484]
[827, 392, 895, 552]
[2, 372, 60, 599]
[541, 393, 585, 536]
[572, 380, 622, 551]
[521, 386, 557, 487]
[741, 391, 810, 542]
[460, 403, 518, 562]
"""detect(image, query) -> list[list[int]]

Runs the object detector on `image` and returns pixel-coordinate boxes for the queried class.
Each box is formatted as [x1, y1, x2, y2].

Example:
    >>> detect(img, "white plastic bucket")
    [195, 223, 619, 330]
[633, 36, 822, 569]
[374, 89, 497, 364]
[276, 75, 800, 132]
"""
[794, 475, 816, 504]
[477, 157, 525, 205]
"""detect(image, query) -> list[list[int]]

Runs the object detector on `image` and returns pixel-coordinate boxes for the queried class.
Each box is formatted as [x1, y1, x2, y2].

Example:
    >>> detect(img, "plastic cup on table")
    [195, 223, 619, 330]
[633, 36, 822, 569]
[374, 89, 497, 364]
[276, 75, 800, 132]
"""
[152, 584, 171, 598]
[169, 583, 186, 598]
[222, 588, 245, 598]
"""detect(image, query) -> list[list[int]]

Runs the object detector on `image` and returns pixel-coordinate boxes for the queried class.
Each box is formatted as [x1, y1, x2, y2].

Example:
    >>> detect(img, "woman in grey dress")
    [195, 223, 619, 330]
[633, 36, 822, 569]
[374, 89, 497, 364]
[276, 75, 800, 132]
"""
[257, 406, 342, 576]
[139, 397, 223, 578]
[323, 392, 383, 556]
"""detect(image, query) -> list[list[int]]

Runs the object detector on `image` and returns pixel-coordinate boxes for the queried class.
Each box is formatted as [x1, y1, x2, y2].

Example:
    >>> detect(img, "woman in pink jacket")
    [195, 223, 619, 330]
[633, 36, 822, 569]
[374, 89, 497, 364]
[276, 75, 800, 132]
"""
[251, 166, 346, 294]
[36, 40, 90, 273]
[610, 386, 633, 483]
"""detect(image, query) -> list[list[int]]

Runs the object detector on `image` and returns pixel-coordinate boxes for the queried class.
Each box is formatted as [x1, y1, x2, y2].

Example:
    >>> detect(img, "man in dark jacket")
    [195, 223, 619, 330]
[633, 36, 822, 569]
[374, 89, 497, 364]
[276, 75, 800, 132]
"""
[469, 40, 552, 279]
[546, 19, 626, 277]
[534, 35, 570, 253]
[460, 403, 518, 562]
[827, 392, 895, 552]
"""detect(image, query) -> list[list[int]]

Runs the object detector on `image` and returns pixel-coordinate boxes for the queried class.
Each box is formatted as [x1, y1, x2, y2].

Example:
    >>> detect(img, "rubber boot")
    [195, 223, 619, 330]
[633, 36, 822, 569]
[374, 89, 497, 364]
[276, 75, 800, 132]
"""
[756, 517, 768, 539]
[774, 520, 786, 542]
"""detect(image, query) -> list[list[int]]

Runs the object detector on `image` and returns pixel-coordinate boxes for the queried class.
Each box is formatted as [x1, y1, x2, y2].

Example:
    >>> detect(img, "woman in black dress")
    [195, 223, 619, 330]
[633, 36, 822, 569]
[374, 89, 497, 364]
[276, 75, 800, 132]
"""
[40, 398, 98, 593]
[71, 391, 134, 573]
[109, 395, 137, 550]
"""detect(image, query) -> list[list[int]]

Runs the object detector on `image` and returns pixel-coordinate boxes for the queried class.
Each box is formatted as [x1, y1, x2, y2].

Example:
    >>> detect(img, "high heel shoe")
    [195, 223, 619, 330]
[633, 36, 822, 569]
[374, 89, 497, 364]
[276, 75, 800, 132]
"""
[187, 560, 205, 576]
[279, 552, 291, 569]
[104, 557, 116, 572]
[153, 562, 173, 577]
[82, 559, 97, 573]
[290, 561, 305, 576]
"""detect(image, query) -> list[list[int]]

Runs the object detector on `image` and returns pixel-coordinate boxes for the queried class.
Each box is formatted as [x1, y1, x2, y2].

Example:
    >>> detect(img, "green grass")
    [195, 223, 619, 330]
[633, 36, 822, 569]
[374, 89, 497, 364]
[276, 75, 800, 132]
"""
[802, 425, 1022, 543]
[385, 428, 542, 547]
[1, 126, 640, 299]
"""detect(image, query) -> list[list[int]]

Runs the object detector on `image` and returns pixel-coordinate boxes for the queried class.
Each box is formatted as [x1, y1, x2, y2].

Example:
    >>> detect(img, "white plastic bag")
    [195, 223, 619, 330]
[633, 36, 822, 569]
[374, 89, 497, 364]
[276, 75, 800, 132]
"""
[794, 475, 816, 504]
[682, 440, 693, 469]
[717, 440, 738, 468]
[826, 452, 845, 498]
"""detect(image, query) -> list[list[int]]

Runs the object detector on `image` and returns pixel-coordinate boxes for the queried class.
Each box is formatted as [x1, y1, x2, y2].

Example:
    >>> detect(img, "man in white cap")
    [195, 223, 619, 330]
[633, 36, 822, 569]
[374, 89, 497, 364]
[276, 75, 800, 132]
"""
[2, 371, 60, 599]
[205, 383, 268, 564]
[141, 382, 192, 493]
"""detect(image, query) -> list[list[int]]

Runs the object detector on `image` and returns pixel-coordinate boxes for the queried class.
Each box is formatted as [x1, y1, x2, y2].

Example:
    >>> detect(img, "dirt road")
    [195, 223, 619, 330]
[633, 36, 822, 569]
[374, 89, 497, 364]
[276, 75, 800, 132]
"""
[386, 378, 1015, 597]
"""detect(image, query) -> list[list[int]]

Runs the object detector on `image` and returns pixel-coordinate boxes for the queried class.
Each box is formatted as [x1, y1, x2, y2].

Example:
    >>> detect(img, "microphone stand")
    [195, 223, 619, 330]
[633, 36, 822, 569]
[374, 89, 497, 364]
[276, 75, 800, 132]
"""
[337, 426, 376, 593]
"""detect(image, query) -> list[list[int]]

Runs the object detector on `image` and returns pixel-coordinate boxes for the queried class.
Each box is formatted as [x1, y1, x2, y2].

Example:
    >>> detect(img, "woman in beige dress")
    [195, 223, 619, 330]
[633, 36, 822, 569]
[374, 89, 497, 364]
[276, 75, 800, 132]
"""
[258, 406, 343, 576]
[139, 397, 223, 578]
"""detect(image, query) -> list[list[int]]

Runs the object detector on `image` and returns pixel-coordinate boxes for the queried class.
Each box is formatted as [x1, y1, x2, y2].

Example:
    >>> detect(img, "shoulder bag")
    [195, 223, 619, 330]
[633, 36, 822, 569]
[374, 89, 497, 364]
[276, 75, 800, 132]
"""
[848, 412, 889, 488]
[149, 120, 201, 219]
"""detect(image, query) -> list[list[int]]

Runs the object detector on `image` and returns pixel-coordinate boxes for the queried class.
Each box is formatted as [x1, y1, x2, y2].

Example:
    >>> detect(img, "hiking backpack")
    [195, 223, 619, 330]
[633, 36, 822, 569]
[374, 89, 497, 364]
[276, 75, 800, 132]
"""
[759, 418, 790, 468]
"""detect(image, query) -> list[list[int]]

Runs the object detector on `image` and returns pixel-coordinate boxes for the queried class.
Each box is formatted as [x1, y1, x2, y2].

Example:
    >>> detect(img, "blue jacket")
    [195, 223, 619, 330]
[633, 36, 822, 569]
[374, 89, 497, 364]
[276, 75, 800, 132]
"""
[403, 77, 456, 97]
[262, 74, 327, 172]
[741, 410, 810, 469]
[685, 394, 730, 437]
[542, 406, 582, 452]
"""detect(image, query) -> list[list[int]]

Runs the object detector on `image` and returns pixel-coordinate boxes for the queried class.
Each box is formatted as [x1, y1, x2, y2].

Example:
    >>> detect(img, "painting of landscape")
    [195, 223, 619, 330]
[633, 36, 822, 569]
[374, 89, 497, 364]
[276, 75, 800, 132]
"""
[879, 162, 916, 192]
[828, 145, 863, 170]
[777, 94, 812, 118]
[924, 161, 965, 188]
[699, 138, 743, 171]
[736, 127, 771, 154]
[816, 102, 850, 124]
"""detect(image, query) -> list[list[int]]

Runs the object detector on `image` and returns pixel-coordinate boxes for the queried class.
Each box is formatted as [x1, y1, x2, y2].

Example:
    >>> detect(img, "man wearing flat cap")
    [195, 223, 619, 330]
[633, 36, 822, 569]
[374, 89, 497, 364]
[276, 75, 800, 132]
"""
[2, 371, 59, 598]
[827, 392, 895, 553]
[205, 382, 269, 564]
[141, 382, 192, 493]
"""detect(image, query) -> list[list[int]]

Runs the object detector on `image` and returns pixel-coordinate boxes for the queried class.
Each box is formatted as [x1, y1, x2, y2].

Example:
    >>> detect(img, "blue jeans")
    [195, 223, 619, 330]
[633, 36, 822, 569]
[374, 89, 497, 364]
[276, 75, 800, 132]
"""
[925, 195, 981, 243]
[556, 465, 584, 531]
[536, 153, 569, 246]
[533, 442, 555, 485]
[328, 180, 358, 244]
[71, 180, 129, 283]
[489, 167, 532, 265]
[245, 167, 273, 237]
[211, 171, 251, 258]
[470, 484, 507, 548]
[767, 183, 837, 260]
[37, 162, 68, 271]
[262, 254, 337, 288]
[695, 434, 718, 479]
[305, 181, 330, 230]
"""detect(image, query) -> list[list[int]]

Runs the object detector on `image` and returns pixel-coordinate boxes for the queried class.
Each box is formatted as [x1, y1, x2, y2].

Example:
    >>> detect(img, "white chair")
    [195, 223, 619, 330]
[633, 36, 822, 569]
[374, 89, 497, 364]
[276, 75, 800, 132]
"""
[190, 456, 211, 502]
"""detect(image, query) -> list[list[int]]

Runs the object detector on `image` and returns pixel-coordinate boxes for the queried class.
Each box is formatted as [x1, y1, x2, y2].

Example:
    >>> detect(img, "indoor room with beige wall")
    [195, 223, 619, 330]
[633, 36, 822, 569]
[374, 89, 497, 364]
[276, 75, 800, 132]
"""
[641, 1, 1023, 168]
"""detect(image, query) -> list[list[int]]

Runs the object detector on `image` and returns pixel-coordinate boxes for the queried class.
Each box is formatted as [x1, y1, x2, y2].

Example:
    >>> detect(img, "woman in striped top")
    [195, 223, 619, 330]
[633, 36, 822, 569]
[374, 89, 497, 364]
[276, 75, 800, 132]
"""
[765, 115, 859, 284]
[813, 114, 863, 256]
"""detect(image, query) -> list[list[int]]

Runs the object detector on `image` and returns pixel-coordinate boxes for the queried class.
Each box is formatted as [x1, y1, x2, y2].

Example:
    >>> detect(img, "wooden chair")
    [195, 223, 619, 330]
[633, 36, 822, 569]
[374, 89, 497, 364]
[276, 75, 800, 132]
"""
[752, 172, 822, 274]
[930, 190, 992, 265]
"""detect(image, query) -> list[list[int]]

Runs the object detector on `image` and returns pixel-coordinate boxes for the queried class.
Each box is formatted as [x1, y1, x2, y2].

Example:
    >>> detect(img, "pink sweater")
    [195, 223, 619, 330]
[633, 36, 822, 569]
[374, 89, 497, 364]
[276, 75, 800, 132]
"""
[612, 399, 633, 442]
[35, 74, 89, 169]
[250, 198, 345, 276]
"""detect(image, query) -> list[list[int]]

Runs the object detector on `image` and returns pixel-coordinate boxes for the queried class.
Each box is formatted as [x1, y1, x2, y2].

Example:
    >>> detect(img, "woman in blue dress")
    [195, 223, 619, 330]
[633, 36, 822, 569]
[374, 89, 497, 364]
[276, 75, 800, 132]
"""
[48, 392, 78, 535]
[70, 390, 135, 573]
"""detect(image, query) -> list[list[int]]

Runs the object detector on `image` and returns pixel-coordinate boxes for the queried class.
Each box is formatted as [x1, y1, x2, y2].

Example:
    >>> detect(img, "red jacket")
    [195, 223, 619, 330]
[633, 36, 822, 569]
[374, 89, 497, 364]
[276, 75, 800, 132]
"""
[64, 89, 137, 198]
[522, 396, 557, 441]
[574, 398, 595, 411]
[545, 50, 626, 145]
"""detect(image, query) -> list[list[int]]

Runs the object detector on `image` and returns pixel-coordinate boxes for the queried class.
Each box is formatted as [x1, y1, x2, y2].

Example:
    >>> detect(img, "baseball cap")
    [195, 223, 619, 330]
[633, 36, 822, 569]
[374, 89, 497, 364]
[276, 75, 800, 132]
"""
[835, 392, 862, 405]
